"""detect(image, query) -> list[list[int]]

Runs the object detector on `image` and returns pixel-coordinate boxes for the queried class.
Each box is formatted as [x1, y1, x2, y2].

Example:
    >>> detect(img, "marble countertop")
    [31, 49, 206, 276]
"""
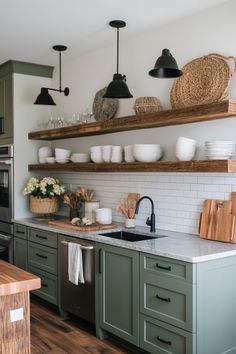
[13, 217, 236, 263]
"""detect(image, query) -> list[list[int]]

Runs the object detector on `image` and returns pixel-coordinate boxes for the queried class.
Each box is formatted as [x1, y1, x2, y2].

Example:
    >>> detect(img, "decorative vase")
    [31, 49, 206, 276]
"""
[125, 218, 136, 228]
[29, 196, 59, 214]
[84, 201, 100, 223]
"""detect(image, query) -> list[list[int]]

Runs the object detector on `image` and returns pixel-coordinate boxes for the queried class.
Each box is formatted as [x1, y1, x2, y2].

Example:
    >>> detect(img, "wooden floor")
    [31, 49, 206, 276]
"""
[30, 298, 133, 354]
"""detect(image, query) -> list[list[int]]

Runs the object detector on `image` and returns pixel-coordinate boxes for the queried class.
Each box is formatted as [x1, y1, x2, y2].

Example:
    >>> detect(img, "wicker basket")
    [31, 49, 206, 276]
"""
[170, 53, 236, 109]
[133, 97, 162, 115]
[30, 196, 59, 214]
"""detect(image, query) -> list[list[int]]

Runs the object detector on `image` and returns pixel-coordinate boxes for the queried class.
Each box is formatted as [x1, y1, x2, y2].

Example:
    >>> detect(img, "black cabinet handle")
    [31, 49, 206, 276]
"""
[156, 293, 171, 302]
[16, 231, 25, 234]
[41, 283, 48, 288]
[157, 336, 172, 346]
[36, 253, 48, 259]
[99, 248, 102, 274]
[0, 117, 4, 135]
[35, 234, 47, 240]
[156, 263, 171, 271]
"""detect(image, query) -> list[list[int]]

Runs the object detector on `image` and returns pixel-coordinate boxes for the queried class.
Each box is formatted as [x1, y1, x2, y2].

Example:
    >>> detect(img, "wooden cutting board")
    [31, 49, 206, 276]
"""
[199, 199, 236, 242]
[48, 219, 117, 232]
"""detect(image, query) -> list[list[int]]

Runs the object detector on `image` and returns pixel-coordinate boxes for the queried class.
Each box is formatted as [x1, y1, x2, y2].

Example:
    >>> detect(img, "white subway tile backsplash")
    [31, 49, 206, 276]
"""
[53, 172, 236, 236]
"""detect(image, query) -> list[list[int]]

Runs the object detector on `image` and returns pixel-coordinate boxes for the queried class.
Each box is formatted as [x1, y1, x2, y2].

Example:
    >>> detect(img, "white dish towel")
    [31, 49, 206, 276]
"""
[68, 242, 85, 285]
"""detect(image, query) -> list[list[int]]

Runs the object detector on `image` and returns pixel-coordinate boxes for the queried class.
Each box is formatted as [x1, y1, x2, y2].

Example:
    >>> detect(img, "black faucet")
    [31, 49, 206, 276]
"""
[135, 196, 156, 232]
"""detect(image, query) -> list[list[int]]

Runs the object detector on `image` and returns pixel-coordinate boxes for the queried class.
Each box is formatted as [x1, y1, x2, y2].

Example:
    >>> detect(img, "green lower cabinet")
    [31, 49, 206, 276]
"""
[14, 237, 27, 270]
[28, 265, 58, 305]
[96, 243, 139, 346]
[140, 314, 196, 354]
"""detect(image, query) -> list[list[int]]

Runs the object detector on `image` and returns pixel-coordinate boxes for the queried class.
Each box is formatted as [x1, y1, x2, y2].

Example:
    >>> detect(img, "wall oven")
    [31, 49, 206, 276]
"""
[0, 145, 13, 262]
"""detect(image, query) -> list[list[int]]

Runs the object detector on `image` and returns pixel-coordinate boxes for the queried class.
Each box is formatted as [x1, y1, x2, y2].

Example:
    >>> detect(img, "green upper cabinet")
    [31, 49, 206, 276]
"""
[96, 243, 139, 346]
[0, 73, 13, 144]
[0, 60, 53, 144]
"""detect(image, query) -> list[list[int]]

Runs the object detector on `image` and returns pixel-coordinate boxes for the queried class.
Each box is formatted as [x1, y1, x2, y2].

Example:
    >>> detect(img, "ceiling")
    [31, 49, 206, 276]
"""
[0, 0, 228, 66]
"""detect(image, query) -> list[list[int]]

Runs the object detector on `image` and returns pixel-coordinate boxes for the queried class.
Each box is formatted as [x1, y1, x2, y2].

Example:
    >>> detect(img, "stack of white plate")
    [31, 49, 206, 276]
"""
[205, 141, 235, 160]
[70, 153, 90, 163]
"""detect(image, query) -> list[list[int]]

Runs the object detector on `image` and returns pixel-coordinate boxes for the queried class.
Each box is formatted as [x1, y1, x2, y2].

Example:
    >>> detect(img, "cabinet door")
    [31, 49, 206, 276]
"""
[0, 74, 13, 141]
[96, 244, 139, 346]
[14, 237, 27, 270]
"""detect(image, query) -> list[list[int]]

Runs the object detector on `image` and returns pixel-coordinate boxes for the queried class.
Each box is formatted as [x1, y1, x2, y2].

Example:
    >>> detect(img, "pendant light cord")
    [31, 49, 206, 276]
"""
[116, 27, 119, 74]
[59, 50, 62, 91]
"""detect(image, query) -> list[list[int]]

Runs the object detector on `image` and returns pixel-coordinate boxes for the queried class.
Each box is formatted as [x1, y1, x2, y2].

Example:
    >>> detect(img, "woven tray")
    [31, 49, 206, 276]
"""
[133, 97, 162, 115]
[170, 53, 236, 109]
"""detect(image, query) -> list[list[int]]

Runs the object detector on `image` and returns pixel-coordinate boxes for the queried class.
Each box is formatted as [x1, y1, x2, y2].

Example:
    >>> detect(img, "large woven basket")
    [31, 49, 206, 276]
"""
[133, 97, 162, 115]
[170, 53, 236, 109]
[30, 196, 59, 214]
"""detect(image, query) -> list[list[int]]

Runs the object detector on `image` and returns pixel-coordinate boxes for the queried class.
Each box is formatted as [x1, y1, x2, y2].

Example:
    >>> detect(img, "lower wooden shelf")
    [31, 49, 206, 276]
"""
[28, 160, 236, 173]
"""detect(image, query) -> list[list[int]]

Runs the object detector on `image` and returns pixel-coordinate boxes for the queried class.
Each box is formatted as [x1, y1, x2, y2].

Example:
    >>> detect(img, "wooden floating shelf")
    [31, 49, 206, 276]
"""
[28, 100, 236, 141]
[28, 160, 236, 173]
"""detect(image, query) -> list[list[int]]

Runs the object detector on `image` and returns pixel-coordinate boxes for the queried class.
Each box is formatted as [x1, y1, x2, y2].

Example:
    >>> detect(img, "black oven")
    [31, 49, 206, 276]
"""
[0, 145, 13, 262]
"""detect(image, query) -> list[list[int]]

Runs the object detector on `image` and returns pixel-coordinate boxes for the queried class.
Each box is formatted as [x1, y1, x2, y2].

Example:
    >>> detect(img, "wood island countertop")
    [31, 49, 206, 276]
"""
[0, 260, 40, 296]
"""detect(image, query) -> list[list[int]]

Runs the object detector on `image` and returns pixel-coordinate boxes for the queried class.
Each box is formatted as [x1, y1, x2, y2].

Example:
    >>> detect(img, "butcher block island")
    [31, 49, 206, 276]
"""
[0, 260, 40, 353]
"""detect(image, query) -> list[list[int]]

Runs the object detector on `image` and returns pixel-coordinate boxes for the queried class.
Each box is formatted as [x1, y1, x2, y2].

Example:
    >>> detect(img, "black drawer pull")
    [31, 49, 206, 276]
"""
[41, 283, 48, 288]
[36, 253, 48, 259]
[157, 336, 172, 346]
[156, 293, 171, 302]
[156, 263, 171, 271]
[35, 234, 47, 240]
[16, 230, 25, 234]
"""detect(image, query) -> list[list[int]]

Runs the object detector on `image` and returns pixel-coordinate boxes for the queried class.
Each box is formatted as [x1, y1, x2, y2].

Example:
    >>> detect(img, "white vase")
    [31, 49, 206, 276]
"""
[125, 218, 136, 228]
[84, 201, 100, 223]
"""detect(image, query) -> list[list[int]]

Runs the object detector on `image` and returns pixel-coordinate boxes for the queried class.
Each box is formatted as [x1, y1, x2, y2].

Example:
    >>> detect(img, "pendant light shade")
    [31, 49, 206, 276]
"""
[34, 45, 69, 105]
[149, 49, 183, 78]
[34, 88, 56, 105]
[103, 20, 133, 99]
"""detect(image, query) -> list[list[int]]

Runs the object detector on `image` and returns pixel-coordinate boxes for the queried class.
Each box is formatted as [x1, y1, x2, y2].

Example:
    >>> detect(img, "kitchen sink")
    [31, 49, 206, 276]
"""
[98, 230, 166, 242]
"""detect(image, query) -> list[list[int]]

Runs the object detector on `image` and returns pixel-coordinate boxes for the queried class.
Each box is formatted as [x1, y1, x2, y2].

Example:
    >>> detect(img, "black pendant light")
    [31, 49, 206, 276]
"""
[34, 45, 69, 105]
[149, 49, 183, 78]
[103, 20, 133, 99]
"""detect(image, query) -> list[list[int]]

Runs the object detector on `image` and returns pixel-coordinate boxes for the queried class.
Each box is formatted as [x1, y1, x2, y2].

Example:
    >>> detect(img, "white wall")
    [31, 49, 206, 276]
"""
[25, 0, 236, 234]
[13, 74, 52, 218]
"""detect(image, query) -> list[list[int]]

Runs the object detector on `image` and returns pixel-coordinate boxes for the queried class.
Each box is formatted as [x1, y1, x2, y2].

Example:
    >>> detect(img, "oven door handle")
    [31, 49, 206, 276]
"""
[0, 159, 12, 165]
[61, 240, 94, 250]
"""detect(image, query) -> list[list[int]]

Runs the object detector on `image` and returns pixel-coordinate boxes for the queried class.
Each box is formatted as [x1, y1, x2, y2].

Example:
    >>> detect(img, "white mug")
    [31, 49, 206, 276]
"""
[111, 146, 122, 163]
[124, 145, 135, 162]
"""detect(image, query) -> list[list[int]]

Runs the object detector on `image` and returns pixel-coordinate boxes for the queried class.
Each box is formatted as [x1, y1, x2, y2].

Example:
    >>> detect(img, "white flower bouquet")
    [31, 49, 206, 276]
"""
[23, 177, 65, 198]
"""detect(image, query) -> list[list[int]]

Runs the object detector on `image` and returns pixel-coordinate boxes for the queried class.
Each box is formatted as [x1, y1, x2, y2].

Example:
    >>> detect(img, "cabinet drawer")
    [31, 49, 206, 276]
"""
[14, 224, 27, 239]
[140, 314, 196, 354]
[140, 275, 195, 331]
[28, 228, 57, 248]
[28, 242, 57, 275]
[28, 265, 58, 305]
[140, 253, 194, 283]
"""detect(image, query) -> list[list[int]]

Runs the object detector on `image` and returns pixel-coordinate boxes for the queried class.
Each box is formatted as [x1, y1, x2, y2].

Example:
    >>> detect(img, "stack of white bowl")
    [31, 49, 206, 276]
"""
[55, 148, 71, 163]
[38, 146, 53, 164]
[95, 208, 112, 224]
[133, 144, 162, 162]
[70, 153, 90, 163]
[175, 137, 196, 161]
[204, 141, 235, 160]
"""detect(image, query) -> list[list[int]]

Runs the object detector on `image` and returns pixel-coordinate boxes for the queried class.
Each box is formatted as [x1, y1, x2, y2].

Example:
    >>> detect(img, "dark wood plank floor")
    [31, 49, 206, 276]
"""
[30, 298, 133, 354]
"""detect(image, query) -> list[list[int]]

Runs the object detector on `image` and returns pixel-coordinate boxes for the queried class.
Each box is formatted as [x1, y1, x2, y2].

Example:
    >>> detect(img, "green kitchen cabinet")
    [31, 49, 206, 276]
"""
[14, 237, 27, 270]
[96, 243, 139, 346]
[0, 73, 13, 143]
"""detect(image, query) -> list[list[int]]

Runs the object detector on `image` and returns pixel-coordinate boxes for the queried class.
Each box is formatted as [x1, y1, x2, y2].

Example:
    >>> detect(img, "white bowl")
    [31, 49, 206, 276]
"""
[38, 146, 52, 157]
[55, 148, 71, 158]
[55, 158, 69, 164]
[70, 153, 90, 163]
[90, 146, 102, 153]
[45, 157, 55, 164]
[91, 153, 103, 163]
[133, 144, 162, 162]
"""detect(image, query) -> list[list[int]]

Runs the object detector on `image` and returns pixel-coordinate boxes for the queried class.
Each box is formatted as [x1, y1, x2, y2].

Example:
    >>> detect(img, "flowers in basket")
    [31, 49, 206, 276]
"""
[23, 177, 65, 214]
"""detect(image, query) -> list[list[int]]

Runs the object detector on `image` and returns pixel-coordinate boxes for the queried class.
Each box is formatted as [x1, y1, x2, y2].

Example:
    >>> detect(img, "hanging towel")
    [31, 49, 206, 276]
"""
[68, 242, 85, 285]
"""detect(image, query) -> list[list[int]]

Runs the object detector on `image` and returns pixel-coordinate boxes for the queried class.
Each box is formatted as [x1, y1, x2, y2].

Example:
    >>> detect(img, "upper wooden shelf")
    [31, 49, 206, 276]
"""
[28, 160, 236, 173]
[28, 100, 236, 141]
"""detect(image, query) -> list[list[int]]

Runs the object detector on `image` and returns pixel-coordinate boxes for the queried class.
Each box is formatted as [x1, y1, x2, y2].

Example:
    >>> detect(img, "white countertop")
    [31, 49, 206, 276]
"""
[13, 218, 236, 263]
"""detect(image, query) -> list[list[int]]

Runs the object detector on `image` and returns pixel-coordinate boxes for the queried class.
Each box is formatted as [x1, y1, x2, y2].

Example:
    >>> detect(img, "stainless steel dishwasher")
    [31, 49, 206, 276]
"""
[58, 234, 95, 324]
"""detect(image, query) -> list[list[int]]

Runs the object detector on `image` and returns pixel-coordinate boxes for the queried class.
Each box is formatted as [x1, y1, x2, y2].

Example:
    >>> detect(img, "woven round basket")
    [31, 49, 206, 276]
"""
[170, 53, 236, 109]
[133, 97, 162, 115]
[29, 196, 59, 214]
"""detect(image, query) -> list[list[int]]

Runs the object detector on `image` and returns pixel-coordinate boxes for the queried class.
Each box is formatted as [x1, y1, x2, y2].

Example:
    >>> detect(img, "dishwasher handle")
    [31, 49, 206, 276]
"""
[61, 240, 94, 250]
